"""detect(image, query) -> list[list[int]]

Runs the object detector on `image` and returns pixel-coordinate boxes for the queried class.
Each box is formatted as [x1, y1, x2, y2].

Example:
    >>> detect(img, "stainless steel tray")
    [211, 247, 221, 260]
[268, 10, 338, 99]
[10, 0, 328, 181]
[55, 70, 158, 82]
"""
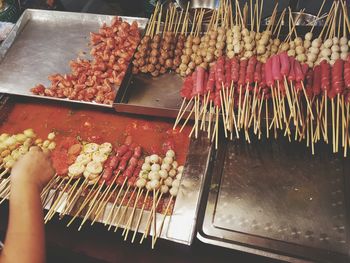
[0, 9, 148, 108]
[197, 136, 350, 262]
[0, 95, 212, 245]
[114, 72, 187, 118]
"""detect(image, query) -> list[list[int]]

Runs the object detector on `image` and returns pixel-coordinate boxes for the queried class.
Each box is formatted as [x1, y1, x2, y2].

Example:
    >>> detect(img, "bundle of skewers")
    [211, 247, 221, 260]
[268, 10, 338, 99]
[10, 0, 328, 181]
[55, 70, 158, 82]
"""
[37, 135, 184, 248]
[0, 129, 56, 203]
[31, 16, 141, 104]
[169, 0, 350, 157]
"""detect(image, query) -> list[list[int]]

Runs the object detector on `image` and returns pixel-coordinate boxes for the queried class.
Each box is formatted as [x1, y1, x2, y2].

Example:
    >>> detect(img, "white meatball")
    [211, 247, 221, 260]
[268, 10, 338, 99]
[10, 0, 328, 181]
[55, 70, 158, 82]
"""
[294, 37, 303, 46]
[169, 169, 177, 177]
[321, 48, 331, 57]
[15, 133, 27, 143]
[150, 179, 160, 189]
[295, 46, 305, 55]
[340, 37, 348, 46]
[287, 49, 296, 57]
[159, 169, 168, 179]
[146, 181, 152, 191]
[164, 177, 173, 187]
[161, 163, 171, 171]
[324, 39, 333, 48]
[42, 140, 50, 148]
[148, 171, 160, 181]
[332, 37, 339, 45]
[48, 142, 56, 150]
[0, 133, 9, 142]
[23, 129, 35, 138]
[331, 45, 340, 52]
[172, 179, 181, 188]
[177, 166, 184, 173]
[151, 163, 160, 172]
[303, 39, 311, 49]
[142, 163, 151, 171]
[47, 132, 56, 140]
[160, 185, 169, 194]
[305, 32, 313, 41]
[139, 170, 149, 179]
[340, 45, 349, 52]
[150, 154, 159, 163]
[309, 46, 319, 55]
[166, 149, 175, 158]
[163, 156, 173, 165]
[307, 53, 317, 62]
[311, 38, 322, 48]
[172, 161, 178, 169]
[145, 156, 151, 164]
[341, 52, 348, 60]
[170, 187, 179, 197]
[136, 178, 147, 188]
[331, 52, 340, 60]
[4, 136, 16, 146]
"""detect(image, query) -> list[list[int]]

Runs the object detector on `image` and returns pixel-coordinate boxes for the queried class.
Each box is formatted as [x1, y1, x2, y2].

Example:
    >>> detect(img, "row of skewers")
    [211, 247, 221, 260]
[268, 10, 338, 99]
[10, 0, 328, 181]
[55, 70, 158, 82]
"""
[31, 16, 141, 105]
[0, 131, 184, 248]
[133, 0, 350, 156]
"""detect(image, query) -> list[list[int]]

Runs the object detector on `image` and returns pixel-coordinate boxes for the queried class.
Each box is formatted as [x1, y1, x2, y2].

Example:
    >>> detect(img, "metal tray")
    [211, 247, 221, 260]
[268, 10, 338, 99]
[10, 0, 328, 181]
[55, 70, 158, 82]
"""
[0, 9, 148, 108]
[0, 95, 212, 245]
[114, 72, 187, 119]
[197, 136, 350, 262]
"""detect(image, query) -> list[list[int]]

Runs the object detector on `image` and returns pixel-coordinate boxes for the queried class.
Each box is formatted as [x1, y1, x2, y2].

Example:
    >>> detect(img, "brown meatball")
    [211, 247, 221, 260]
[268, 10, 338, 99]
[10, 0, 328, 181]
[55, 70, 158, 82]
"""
[165, 58, 173, 68]
[150, 49, 158, 57]
[151, 42, 159, 49]
[147, 64, 155, 72]
[193, 36, 201, 45]
[151, 69, 160, 77]
[153, 34, 161, 43]
[149, 56, 158, 65]
[175, 49, 182, 56]
[159, 66, 166, 74]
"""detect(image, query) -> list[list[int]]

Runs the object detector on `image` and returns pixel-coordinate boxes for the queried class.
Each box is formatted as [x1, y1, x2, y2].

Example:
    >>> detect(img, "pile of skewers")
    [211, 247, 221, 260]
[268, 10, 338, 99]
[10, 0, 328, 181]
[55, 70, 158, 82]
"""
[159, 0, 350, 157]
[31, 16, 141, 105]
[0, 129, 56, 203]
[36, 135, 184, 248]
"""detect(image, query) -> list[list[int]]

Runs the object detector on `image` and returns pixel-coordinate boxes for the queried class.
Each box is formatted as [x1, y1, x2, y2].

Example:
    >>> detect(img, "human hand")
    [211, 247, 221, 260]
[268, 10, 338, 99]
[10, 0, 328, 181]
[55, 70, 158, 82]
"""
[11, 147, 55, 192]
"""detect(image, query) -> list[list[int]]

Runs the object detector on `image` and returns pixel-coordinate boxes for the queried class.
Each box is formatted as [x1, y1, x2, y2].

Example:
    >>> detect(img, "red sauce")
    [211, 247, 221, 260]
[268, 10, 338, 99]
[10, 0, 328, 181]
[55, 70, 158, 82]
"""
[0, 100, 191, 164]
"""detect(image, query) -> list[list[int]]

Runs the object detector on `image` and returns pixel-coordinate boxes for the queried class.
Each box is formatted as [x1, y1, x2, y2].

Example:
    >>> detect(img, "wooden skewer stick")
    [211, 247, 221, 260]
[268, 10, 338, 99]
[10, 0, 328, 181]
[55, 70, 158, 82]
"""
[107, 184, 131, 231]
[60, 177, 89, 217]
[59, 178, 81, 218]
[332, 98, 336, 153]
[131, 190, 149, 243]
[123, 188, 144, 240]
[78, 181, 108, 230]
[104, 177, 127, 226]
[45, 177, 73, 222]
[91, 174, 120, 224]
[66, 178, 100, 227]
[344, 103, 349, 157]
[152, 196, 174, 245]
[114, 187, 138, 232]
[139, 192, 163, 244]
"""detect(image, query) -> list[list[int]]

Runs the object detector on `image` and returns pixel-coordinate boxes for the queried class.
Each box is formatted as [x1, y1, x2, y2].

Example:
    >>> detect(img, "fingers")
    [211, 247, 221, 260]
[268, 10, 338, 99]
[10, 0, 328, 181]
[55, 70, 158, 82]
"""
[29, 146, 41, 152]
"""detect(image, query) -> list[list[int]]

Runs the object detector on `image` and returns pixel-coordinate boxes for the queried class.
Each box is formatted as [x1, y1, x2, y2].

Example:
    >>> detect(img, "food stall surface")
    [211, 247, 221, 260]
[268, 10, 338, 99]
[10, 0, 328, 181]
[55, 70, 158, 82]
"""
[198, 136, 350, 262]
